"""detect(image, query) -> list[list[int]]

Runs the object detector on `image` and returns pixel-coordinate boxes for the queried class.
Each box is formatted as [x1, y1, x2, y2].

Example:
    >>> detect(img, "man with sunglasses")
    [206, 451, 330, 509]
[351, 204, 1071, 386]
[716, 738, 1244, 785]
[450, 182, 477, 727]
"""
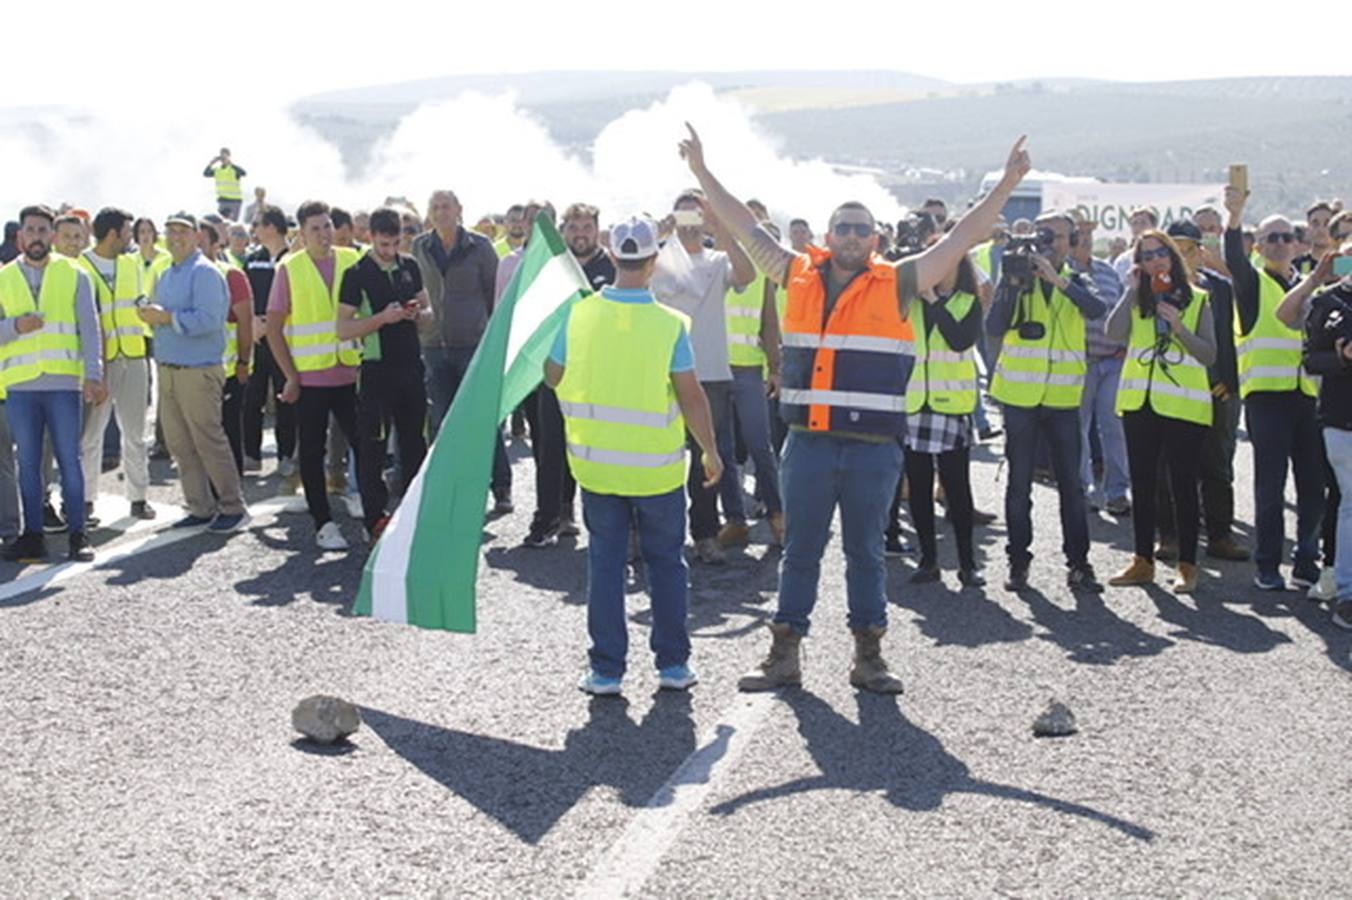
[1224, 185, 1324, 591]
[679, 124, 1031, 694]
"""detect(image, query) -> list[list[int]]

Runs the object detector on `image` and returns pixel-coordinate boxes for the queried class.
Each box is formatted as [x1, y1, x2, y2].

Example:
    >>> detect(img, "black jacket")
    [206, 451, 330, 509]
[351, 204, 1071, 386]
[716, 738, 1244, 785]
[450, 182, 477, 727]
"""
[1302, 281, 1352, 430]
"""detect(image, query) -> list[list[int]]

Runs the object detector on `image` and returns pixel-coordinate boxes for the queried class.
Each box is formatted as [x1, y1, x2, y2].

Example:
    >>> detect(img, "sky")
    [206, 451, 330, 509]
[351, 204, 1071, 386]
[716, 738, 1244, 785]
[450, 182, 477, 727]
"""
[8, 0, 1350, 109]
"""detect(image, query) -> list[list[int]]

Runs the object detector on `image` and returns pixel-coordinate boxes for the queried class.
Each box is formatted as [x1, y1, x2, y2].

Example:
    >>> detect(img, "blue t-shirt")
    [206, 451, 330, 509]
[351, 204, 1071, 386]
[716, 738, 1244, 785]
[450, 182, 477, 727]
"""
[550, 286, 694, 372]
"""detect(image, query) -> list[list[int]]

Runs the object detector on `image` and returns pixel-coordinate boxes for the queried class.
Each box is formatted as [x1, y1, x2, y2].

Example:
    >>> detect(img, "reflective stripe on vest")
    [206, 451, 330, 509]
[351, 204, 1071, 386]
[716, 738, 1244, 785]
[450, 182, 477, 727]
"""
[213, 165, 243, 201]
[1235, 268, 1317, 399]
[779, 248, 914, 436]
[556, 292, 688, 496]
[1115, 286, 1213, 426]
[906, 291, 978, 415]
[215, 260, 254, 376]
[78, 251, 147, 360]
[0, 258, 83, 389]
[280, 248, 361, 372]
[726, 274, 773, 366]
[989, 271, 1087, 409]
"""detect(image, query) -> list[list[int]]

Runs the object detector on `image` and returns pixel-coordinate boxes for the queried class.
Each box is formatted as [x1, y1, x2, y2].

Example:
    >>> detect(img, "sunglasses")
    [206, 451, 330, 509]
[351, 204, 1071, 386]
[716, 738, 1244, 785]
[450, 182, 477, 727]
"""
[1265, 232, 1296, 244]
[401, 227, 418, 235]
[1139, 247, 1172, 262]
[832, 222, 873, 238]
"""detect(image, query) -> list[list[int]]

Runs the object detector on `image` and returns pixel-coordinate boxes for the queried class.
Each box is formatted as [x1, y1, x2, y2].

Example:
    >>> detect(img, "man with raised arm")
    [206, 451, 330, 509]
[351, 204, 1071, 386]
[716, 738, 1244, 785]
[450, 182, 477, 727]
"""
[679, 124, 1030, 694]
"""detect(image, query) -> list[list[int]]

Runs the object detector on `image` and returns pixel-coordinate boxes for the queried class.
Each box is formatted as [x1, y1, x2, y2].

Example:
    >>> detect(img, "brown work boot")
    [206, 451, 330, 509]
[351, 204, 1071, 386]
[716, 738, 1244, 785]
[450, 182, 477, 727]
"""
[1172, 562, 1199, 594]
[849, 625, 904, 694]
[717, 520, 750, 548]
[1205, 535, 1250, 561]
[1108, 555, 1155, 586]
[737, 623, 802, 692]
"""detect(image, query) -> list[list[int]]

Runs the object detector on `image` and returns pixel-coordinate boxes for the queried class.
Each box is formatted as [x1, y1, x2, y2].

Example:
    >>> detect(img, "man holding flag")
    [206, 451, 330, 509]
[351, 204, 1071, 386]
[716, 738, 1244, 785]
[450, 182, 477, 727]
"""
[545, 215, 722, 695]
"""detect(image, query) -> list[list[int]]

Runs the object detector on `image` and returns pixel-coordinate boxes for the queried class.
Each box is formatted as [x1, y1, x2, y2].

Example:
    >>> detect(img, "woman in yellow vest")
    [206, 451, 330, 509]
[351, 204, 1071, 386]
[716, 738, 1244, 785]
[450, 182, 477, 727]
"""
[1105, 231, 1217, 593]
[904, 249, 984, 587]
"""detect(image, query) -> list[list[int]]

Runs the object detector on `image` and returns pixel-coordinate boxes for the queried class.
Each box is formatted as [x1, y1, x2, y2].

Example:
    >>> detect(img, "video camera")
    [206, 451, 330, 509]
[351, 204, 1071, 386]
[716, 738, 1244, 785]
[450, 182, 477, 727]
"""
[1000, 227, 1056, 290]
[885, 211, 939, 261]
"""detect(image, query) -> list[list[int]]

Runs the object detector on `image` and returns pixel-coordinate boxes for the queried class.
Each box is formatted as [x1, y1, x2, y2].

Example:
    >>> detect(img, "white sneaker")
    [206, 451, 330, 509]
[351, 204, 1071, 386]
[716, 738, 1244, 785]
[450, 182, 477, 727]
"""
[315, 521, 349, 551]
[1308, 566, 1337, 603]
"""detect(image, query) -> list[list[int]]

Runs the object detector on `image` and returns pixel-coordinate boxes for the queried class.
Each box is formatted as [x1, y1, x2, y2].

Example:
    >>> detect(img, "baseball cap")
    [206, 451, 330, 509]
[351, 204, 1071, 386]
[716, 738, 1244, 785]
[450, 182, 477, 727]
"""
[165, 211, 198, 230]
[610, 216, 659, 260]
[1166, 220, 1203, 242]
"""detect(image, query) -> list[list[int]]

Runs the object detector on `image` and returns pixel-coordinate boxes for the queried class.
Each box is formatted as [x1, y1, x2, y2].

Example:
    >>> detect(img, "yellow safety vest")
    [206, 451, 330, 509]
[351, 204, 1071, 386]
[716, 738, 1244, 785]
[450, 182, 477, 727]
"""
[0, 257, 84, 392]
[493, 237, 513, 259]
[1115, 287, 1214, 426]
[906, 291, 978, 415]
[990, 270, 1088, 409]
[213, 164, 243, 201]
[727, 274, 780, 367]
[280, 248, 360, 373]
[143, 249, 172, 302]
[556, 292, 688, 496]
[971, 242, 994, 279]
[77, 251, 147, 360]
[214, 260, 254, 377]
[1235, 266, 1317, 399]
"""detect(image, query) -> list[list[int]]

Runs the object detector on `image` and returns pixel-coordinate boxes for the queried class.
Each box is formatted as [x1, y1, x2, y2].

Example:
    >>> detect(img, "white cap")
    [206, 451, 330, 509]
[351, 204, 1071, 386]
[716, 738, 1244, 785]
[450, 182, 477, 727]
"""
[610, 216, 660, 260]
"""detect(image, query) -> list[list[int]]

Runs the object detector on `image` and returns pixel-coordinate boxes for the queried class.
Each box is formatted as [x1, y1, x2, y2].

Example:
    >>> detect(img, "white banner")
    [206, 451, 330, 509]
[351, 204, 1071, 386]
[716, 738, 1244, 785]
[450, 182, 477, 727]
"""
[1040, 182, 1225, 242]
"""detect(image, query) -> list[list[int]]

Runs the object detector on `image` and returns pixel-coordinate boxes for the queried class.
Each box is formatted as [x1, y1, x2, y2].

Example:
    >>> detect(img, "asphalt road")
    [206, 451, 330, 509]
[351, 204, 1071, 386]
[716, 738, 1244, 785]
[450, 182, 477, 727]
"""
[2, 421, 1349, 898]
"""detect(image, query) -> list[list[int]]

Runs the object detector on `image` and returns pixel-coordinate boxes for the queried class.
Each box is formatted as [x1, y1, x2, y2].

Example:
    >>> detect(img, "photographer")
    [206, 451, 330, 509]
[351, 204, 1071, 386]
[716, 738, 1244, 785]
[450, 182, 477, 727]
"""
[987, 211, 1107, 591]
[1300, 241, 1352, 630]
[1104, 231, 1217, 594]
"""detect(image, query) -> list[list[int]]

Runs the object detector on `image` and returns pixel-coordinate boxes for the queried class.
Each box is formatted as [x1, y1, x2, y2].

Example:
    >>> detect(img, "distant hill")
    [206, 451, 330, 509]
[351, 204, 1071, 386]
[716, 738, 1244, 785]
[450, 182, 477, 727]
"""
[294, 72, 1352, 216]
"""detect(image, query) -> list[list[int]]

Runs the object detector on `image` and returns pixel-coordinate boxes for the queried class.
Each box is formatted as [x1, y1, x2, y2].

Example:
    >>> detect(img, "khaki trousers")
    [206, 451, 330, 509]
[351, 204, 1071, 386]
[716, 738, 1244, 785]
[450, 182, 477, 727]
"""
[159, 365, 244, 518]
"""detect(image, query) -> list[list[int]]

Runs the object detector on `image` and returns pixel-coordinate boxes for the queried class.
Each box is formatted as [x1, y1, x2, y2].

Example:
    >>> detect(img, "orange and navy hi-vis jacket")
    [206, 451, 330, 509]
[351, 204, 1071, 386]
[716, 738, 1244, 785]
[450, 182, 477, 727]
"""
[778, 247, 915, 438]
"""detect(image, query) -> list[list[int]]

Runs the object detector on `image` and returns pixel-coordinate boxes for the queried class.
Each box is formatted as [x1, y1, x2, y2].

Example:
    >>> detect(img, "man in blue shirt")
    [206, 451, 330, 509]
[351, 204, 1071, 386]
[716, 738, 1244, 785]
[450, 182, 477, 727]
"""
[140, 211, 247, 532]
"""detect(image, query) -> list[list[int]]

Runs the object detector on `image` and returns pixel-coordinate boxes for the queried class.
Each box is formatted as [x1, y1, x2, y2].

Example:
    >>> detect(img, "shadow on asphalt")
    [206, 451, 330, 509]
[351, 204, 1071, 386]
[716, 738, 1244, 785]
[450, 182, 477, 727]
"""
[484, 543, 588, 605]
[233, 517, 365, 609]
[358, 693, 703, 844]
[1017, 586, 1175, 665]
[709, 690, 1155, 842]
[1141, 583, 1291, 654]
[290, 737, 358, 756]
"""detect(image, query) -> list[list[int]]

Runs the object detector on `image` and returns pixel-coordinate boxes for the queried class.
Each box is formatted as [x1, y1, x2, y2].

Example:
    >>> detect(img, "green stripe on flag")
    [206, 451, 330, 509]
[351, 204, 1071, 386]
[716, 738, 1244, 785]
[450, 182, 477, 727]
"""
[353, 213, 592, 632]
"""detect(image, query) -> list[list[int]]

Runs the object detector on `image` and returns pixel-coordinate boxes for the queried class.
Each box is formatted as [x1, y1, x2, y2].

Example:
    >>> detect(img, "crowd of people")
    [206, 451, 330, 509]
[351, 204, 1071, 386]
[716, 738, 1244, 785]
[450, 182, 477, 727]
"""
[2, 134, 1350, 695]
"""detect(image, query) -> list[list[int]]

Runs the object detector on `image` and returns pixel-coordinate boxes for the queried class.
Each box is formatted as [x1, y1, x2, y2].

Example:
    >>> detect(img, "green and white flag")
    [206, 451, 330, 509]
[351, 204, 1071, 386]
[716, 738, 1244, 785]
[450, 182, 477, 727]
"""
[353, 215, 591, 632]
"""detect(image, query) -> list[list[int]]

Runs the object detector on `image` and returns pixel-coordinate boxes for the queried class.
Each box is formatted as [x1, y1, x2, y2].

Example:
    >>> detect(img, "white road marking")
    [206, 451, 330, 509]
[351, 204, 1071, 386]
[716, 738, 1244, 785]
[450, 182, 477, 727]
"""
[0, 496, 297, 603]
[576, 692, 776, 899]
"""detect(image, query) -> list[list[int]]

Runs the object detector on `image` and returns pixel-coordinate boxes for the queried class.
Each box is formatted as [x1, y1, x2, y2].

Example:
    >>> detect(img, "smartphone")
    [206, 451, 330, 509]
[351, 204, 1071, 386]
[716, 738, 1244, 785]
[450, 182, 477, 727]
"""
[1229, 164, 1248, 194]
[673, 209, 704, 228]
[1202, 234, 1221, 252]
[1334, 257, 1352, 277]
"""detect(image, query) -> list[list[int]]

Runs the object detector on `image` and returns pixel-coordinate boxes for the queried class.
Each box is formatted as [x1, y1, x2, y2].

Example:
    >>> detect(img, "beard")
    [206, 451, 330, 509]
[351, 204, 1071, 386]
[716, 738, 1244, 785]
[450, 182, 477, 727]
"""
[569, 237, 596, 259]
[23, 241, 49, 261]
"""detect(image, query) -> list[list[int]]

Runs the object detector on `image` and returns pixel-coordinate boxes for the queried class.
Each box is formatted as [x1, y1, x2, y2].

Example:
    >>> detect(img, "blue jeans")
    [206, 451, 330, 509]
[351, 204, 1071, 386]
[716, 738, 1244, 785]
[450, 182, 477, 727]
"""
[717, 366, 782, 519]
[1322, 428, 1352, 600]
[1245, 393, 1323, 574]
[581, 487, 690, 678]
[423, 346, 510, 494]
[1003, 404, 1089, 567]
[1079, 355, 1130, 502]
[775, 431, 902, 635]
[8, 390, 84, 534]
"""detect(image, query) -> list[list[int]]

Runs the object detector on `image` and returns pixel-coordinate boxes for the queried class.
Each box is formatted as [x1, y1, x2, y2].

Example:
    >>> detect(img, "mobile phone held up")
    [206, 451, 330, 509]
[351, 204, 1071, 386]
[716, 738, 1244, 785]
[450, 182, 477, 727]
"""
[1334, 257, 1352, 277]
[1228, 163, 1248, 195]
[673, 209, 704, 228]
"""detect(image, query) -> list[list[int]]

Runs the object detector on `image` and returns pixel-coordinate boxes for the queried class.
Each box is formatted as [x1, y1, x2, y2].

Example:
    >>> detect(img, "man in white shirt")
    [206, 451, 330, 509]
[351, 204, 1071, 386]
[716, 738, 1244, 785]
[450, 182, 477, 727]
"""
[651, 191, 754, 564]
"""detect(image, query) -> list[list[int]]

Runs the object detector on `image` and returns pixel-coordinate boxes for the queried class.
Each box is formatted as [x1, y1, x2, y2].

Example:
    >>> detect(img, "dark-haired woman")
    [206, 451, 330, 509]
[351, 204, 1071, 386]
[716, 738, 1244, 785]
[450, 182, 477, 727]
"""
[905, 250, 984, 587]
[1106, 231, 1217, 593]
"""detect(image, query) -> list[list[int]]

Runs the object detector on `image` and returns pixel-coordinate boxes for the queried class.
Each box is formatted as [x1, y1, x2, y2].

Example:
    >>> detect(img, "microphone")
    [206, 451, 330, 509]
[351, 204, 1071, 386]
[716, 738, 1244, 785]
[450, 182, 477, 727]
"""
[1151, 271, 1174, 338]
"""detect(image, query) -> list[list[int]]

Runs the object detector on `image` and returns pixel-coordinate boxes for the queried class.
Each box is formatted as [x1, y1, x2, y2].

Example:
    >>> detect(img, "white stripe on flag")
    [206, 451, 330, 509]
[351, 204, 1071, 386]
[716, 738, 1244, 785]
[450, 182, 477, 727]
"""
[505, 252, 589, 368]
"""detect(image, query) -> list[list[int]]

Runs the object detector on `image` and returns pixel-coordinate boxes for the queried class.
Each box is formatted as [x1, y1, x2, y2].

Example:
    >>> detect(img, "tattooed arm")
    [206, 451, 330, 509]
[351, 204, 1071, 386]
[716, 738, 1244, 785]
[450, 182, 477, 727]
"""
[680, 123, 797, 286]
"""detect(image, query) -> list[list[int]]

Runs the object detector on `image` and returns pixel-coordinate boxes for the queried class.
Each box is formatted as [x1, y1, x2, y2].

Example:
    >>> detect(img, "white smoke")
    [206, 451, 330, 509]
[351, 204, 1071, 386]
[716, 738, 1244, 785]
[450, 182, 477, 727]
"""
[0, 82, 905, 233]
